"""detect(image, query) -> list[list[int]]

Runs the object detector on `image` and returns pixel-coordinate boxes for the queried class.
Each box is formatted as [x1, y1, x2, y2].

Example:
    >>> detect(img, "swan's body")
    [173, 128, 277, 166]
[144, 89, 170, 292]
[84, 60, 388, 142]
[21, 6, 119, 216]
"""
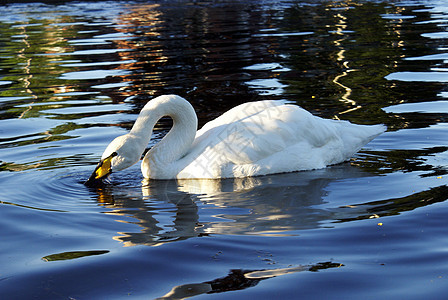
[85, 95, 385, 184]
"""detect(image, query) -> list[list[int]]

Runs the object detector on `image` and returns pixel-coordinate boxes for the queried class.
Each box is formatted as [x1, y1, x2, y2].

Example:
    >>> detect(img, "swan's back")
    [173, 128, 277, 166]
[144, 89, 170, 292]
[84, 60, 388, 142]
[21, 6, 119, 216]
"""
[178, 101, 385, 179]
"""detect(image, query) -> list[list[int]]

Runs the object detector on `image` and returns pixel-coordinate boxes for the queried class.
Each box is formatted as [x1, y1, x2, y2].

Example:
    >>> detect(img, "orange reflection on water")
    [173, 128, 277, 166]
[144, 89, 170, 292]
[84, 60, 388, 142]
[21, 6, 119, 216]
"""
[108, 4, 169, 98]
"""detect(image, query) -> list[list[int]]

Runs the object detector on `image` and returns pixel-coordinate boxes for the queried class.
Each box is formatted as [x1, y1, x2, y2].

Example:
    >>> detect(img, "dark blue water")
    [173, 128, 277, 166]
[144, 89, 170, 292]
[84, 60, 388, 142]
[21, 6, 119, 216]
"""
[1, 0, 448, 299]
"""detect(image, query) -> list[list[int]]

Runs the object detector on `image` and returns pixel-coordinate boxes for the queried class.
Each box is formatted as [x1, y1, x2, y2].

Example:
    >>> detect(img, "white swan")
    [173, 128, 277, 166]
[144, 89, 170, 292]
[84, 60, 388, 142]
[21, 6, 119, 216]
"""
[85, 94, 385, 186]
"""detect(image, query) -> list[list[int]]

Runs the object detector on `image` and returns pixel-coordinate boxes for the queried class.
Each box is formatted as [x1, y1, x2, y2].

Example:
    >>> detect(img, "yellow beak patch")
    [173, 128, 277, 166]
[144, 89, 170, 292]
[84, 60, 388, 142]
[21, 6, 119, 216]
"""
[94, 153, 116, 179]
[84, 152, 117, 187]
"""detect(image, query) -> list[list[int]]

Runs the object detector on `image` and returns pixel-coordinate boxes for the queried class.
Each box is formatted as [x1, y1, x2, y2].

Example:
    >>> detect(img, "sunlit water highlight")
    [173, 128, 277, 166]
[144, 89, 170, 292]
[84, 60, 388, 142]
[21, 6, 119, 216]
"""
[1, 0, 448, 298]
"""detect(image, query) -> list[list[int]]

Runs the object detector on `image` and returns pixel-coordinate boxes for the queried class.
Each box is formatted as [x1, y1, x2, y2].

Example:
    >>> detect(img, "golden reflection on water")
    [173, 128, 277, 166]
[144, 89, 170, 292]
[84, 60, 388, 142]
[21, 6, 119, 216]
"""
[112, 3, 168, 98]
[330, 4, 360, 116]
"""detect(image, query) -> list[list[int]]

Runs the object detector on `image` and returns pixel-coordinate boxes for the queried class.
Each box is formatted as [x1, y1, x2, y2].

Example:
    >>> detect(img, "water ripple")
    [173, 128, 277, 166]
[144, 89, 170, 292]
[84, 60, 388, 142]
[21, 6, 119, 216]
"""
[0, 169, 96, 212]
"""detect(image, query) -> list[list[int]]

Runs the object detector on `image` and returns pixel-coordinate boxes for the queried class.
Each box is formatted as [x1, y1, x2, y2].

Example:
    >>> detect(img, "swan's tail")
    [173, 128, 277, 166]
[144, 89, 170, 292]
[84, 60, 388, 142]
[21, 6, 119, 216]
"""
[361, 124, 386, 140]
[335, 122, 386, 156]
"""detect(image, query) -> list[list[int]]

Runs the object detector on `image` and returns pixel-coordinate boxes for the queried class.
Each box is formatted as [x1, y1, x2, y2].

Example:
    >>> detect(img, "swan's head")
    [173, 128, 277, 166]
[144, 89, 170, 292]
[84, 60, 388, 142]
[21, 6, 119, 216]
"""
[84, 134, 143, 187]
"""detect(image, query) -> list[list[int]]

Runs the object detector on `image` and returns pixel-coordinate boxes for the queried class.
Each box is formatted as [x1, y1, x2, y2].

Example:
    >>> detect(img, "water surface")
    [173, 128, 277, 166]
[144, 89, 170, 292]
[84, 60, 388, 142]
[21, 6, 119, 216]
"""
[1, 0, 448, 299]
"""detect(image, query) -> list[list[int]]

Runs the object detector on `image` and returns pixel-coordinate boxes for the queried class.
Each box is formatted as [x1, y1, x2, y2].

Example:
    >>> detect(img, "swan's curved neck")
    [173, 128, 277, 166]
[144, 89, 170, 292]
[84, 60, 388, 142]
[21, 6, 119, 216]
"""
[131, 95, 198, 178]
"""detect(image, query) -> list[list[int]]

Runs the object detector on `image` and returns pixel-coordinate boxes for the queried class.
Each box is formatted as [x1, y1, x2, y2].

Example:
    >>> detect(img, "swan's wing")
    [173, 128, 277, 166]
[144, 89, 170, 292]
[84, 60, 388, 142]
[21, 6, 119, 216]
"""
[183, 103, 384, 178]
[218, 104, 343, 163]
[190, 104, 333, 163]
[197, 100, 285, 134]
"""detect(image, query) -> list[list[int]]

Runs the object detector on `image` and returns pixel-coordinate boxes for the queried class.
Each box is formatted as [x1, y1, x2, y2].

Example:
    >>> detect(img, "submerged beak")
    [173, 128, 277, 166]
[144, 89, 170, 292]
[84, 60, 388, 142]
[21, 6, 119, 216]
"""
[84, 152, 117, 187]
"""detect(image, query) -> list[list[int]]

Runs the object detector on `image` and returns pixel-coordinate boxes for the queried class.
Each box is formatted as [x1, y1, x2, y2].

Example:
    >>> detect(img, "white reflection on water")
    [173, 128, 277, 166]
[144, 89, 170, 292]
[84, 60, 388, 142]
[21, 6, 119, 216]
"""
[385, 71, 448, 82]
[245, 78, 288, 95]
[383, 100, 448, 113]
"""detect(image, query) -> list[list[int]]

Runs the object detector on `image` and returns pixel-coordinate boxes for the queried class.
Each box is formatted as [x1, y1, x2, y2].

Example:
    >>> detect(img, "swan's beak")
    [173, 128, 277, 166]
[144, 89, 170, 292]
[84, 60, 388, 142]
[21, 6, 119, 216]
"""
[84, 152, 117, 187]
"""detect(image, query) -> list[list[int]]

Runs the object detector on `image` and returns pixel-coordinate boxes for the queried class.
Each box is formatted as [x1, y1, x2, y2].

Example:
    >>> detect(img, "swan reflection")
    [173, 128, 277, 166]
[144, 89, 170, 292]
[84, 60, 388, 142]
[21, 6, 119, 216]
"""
[92, 164, 373, 246]
[95, 182, 201, 247]
[91, 164, 448, 247]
